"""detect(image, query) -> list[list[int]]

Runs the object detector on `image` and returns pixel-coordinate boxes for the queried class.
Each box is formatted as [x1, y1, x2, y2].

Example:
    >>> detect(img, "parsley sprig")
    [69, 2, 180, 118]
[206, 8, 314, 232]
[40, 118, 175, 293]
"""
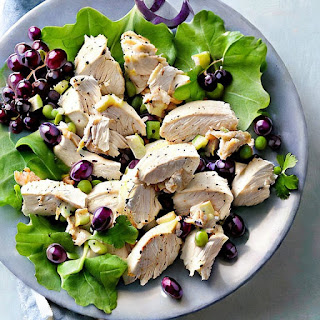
[275, 153, 299, 199]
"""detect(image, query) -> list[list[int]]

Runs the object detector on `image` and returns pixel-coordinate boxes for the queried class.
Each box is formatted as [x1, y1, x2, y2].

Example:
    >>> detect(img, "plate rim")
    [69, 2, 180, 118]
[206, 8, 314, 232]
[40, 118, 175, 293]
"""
[0, 0, 308, 319]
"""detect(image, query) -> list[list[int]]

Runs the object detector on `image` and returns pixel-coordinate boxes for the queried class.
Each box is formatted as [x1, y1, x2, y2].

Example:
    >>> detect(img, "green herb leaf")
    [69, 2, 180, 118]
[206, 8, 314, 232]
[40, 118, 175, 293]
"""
[15, 130, 69, 180]
[275, 153, 299, 199]
[90, 215, 138, 249]
[0, 63, 9, 87]
[42, 7, 176, 65]
[16, 215, 75, 291]
[61, 254, 127, 314]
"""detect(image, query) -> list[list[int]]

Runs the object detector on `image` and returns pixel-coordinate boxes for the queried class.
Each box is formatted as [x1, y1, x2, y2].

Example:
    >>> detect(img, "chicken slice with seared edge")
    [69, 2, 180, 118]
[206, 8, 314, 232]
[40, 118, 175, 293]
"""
[58, 75, 101, 136]
[143, 64, 190, 117]
[173, 171, 233, 220]
[181, 225, 228, 280]
[206, 130, 252, 160]
[75, 34, 125, 97]
[95, 94, 146, 137]
[121, 31, 167, 94]
[79, 115, 128, 157]
[126, 218, 182, 285]
[21, 180, 87, 216]
[53, 129, 121, 180]
[232, 158, 275, 206]
[160, 100, 238, 143]
[117, 168, 162, 229]
[136, 143, 200, 193]
[87, 180, 121, 215]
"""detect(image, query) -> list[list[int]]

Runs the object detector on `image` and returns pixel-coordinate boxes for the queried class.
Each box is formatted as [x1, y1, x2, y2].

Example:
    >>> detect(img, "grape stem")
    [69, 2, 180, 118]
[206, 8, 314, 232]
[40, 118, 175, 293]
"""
[206, 58, 224, 71]
[26, 63, 46, 81]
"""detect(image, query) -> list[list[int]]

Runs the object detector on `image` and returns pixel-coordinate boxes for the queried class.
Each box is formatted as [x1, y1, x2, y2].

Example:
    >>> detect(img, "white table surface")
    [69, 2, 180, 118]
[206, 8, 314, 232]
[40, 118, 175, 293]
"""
[0, 0, 319, 319]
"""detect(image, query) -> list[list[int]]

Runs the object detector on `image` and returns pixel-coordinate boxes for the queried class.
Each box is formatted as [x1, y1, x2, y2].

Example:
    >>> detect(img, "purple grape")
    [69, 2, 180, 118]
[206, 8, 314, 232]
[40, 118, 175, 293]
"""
[70, 160, 93, 181]
[45, 49, 67, 70]
[61, 61, 74, 76]
[7, 53, 24, 72]
[141, 114, 158, 122]
[4, 103, 19, 119]
[15, 80, 33, 99]
[92, 207, 113, 232]
[0, 109, 9, 124]
[32, 79, 50, 98]
[206, 161, 216, 171]
[2, 87, 15, 102]
[158, 192, 174, 212]
[253, 115, 273, 136]
[215, 159, 235, 180]
[32, 40, 49, 52]
[14, 43, 31, 56]
[219, 240, 238, 260]
[47, 90, 60, 102]
[267, 134, 282, 150]
[161, 276, 183, 300]
[39, 122, 62, 146]
[46, 69, 62, 84]
[197, 72, 218, 92]
[118, 149, 134, 173]
[214, 69, 233, 87]
[178, 219, 193, 239]
[22, 49, 41, 69]
[128, 159, 140, 169]
[46, 243, 67, 264]
[196, 158, 206, 173]
[28, 26, 41, 41]
[223, 213, 246, 238]
[15, 99, 31, 114]
[23, 115, 39, 131]
[8, 72, 24, 90]
[9, 118, 24, 134]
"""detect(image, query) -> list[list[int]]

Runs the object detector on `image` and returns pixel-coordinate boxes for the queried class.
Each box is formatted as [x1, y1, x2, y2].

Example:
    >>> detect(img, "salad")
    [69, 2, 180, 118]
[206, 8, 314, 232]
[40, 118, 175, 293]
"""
[0, 1, 299, 315]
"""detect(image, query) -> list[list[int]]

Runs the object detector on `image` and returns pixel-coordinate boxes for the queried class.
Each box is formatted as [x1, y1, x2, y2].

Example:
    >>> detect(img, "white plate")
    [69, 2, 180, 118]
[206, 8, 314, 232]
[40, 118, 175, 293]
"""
[0, 0, 308, 319]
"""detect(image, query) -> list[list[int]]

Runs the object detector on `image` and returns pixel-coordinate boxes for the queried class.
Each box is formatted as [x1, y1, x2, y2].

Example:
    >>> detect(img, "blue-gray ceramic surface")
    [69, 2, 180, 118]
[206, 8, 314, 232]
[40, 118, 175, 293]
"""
[0, 0, 308, 319]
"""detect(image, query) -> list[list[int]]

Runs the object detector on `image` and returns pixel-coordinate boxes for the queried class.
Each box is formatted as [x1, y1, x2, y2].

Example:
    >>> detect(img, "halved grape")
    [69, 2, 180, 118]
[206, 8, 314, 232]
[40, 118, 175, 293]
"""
[45, 49, 67, 70]
[8, 72, 24, 90]
[223, 213, 246, 238]
[32, 40, 49, 52]
[268, 134, 282, 150]
[92, 207, 113, 232]
[28, 26, 41, 41]
[70, 160, 93, 182]
[39, 122, 62, 146]
[46, 243, 67, 264]
[161, 276, 183, 300]
[219, 240, 238, 260]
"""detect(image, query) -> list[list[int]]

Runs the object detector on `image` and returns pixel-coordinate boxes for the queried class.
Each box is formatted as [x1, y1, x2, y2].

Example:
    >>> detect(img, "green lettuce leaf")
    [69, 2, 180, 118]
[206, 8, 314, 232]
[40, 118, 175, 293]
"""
[90, 215, 138, 248]
[15, 131, 69, 180]
[60, 254, 127, 314]
[42, 7, 176, 65]
[174, 11, 270, 130]
[16, 215, 76, 291]
[0, 64, 9, 87]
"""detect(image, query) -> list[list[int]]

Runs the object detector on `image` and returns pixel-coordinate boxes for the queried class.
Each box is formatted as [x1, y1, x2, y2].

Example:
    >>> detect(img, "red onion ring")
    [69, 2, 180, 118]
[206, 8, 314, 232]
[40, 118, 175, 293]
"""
[135, 0, 193, 29]
[150, 0, 166, 12]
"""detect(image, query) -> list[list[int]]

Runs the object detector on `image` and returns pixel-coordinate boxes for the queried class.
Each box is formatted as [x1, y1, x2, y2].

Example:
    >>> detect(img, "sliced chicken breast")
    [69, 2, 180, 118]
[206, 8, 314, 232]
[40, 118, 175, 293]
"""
[206, 130, 252, 160]
[95, 94, 146, 136]
[75, 34, 125, 97]
[173, 171, 233, 220]
[160, 100, 238, 143]
[232, 158, 275, 206]
[136, 143, 200, 192]
[80, 115, 128, 157]
[143, 64, 190, 117]
[181, 226, 228, 280]
[21, 180, 87, 216]
[87, 181, 121, 215]
[126, 219, 182, 285]
[58, 75, 101, 136]
[117, 169, 162, 229]
[121, 31, 167, 93]
[53, 134, 121, 180]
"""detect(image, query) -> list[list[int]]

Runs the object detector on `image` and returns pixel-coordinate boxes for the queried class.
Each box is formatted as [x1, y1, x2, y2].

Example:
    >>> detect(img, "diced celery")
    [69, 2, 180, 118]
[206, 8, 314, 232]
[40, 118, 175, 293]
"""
[88, 240, 108, 255]
[53, 80, 69, 95]
[191, 51, 211, 69]
[192, 135, 209, 150]
[126, 134, 146, 159]
[28, 94, 43, 112]
[146, 121, 161, 140]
